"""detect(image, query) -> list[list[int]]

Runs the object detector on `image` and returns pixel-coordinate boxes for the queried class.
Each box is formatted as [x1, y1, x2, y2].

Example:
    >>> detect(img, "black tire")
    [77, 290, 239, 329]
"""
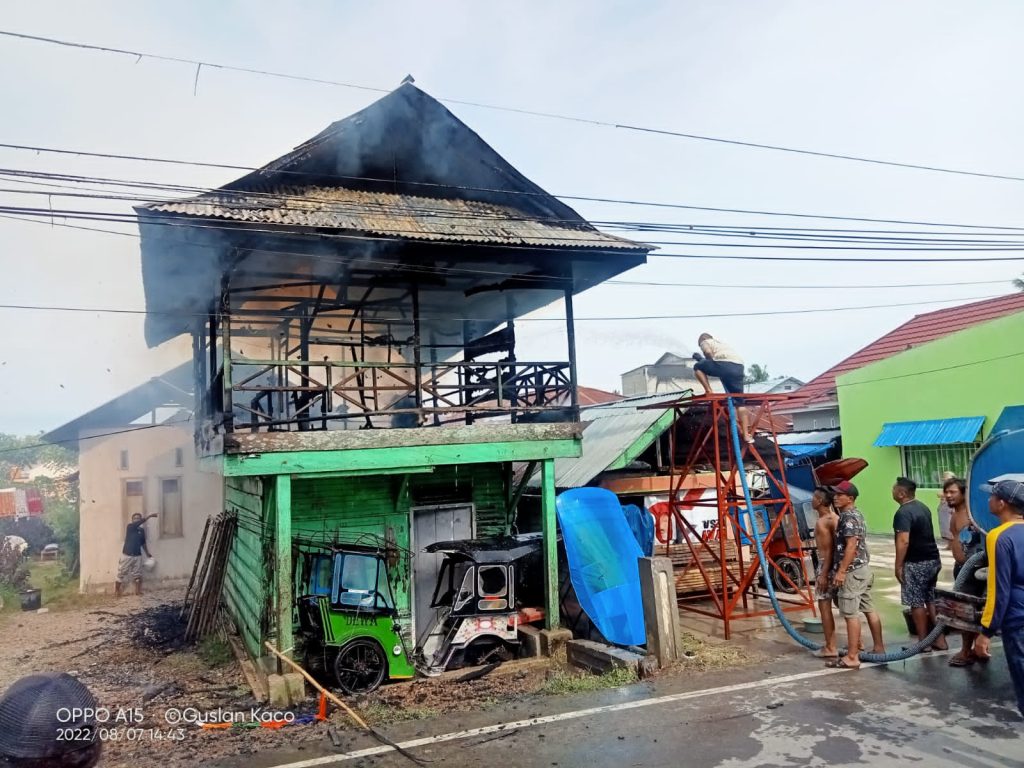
[772, 557, 804, 594]
[332, 639, 388, 695]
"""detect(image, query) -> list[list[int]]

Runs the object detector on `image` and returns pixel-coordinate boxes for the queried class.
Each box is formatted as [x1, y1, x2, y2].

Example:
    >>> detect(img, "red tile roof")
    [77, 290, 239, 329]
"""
[577, 386, 625, 406]
[785, 293, 1024, 408]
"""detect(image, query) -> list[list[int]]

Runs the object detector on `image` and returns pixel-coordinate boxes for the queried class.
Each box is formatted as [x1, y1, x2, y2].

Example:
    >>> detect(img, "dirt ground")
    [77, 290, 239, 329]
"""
[0, 586, 758, 767]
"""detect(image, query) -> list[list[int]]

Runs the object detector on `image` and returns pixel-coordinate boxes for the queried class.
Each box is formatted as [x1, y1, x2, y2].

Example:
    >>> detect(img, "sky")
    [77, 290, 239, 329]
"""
[1, 1, 1022, 435]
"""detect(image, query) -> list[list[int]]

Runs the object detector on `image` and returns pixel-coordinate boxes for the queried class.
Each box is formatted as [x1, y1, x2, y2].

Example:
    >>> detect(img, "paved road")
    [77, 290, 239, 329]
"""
[231, 647, 1022, 768]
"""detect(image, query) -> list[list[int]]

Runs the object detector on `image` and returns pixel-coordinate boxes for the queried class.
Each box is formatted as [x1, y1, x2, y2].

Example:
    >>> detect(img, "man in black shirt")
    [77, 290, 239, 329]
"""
[115, 512, 157, 596]
[892, 476, 947, 651]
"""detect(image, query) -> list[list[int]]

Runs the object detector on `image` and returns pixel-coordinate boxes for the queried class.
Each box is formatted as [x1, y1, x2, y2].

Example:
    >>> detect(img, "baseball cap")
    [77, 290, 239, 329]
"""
[829, 481, 859, 497]
[982, 477, 1024, 508]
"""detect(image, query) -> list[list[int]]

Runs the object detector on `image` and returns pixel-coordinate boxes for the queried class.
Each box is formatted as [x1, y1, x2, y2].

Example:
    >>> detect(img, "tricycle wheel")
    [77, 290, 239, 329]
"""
[333, 639, 387, 694]
[771, 557, 804, 594]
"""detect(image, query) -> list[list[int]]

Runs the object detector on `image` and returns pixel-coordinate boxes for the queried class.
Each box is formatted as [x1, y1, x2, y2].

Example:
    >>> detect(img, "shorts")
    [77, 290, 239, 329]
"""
[117, 554, 144, 583]
[693, 359, 745, 395]
[835, 564, 874, 618]
[901, 559, 941, 608]
[814, 565, 834, 602]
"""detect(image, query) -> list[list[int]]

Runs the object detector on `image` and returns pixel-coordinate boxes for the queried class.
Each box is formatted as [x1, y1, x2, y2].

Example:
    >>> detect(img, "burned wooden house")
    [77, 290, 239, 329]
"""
[135, 83, 650, 671]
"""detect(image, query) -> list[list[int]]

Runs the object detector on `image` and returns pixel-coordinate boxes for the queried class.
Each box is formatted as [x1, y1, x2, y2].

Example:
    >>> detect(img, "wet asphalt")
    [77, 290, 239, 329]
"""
[229, 646, 1022, 768]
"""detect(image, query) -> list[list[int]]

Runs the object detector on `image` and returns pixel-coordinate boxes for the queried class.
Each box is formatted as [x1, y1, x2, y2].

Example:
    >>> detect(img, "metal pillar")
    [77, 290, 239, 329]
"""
[274, 475, 293, 664]
[540, 458, 559, 630]
[659, 393, 815, 639]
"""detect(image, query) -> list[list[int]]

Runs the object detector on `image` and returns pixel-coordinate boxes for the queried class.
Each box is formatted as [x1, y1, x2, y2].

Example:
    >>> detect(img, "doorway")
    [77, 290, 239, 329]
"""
[411, 503, 474, 645]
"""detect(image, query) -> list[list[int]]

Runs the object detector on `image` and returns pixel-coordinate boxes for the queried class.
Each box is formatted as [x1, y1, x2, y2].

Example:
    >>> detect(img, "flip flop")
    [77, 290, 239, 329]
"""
[825, 658, 860, 669]
[948, 654, 975, 667]
[975, 654, 992, 664]
[814, 650, 839, 659]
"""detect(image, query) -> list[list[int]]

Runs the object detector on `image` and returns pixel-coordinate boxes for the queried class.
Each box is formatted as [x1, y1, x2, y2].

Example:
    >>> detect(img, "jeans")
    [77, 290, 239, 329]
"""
[1004, 624, 1024, 719]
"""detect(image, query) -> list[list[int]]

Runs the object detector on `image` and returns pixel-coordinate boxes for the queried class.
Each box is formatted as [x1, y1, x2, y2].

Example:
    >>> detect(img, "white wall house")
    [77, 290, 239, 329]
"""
[44, 362, 223, 593]
[77, 424, 222, 592]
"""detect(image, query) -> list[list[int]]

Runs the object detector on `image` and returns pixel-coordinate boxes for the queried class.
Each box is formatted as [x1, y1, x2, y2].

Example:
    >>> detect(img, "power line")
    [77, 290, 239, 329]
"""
[834, 351, 1024, 388]
[7, 203, 1024, 261]
[0, 418, 193, 456]
[3, 208, 1016, 291]
[1, 29, 1021, 184]
[2, 141, 1024, 232]
[0, 294, 1007, 323]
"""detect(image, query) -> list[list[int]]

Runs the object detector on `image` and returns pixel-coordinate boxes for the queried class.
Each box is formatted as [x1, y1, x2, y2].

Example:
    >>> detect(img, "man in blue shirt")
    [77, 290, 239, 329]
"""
[975, 479, 1024, 718]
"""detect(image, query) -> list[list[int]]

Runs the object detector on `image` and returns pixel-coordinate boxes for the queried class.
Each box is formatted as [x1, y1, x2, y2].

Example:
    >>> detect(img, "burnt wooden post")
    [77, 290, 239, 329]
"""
[412, 283, 424, 421]
[221, 287, 234, 432]
[274, 475, 293, 664]
[564, 286, 579, 420]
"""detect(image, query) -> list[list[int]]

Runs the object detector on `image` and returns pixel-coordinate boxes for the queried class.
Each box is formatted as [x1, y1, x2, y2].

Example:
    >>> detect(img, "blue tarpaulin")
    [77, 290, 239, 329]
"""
[873, 416, 984, 447]
[780, 443, 831, 458]
[622, 504, 654, 557]
[556, 488, 646, 646]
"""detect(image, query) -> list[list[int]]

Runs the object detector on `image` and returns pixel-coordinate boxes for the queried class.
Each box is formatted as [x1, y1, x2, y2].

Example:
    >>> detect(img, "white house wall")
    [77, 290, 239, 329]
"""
[78, 425, 223, 593]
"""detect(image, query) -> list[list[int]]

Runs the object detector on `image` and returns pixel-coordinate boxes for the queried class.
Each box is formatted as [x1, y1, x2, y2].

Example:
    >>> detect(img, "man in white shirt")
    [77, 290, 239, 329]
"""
[693, 333, 753, 442]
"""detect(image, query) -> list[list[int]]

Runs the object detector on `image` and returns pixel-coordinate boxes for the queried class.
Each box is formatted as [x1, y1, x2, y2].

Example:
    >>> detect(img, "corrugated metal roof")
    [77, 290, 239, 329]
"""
[530, 391, 686, 489]
[775, 429, 841, 445]
[782, 294, 1024, 409]
[142, 186, 643, 250]
[873, 416, 985, 447]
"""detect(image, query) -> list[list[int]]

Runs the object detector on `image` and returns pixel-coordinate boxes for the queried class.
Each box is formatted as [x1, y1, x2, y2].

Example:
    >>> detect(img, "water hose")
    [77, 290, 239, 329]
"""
[725, 396, 985, 664]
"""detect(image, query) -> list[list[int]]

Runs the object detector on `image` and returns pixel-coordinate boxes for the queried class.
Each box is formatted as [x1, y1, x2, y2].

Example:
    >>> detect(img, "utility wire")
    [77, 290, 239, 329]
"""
[0, 418, 193, 455]
[2, 141, 1024, 232]
[834, 351, 1024, 388]
[0, 294, 1007, 323]
[3, 208, 1016, 291]
[7, 203, 1024, 260]
[1, 29, 1021, 184]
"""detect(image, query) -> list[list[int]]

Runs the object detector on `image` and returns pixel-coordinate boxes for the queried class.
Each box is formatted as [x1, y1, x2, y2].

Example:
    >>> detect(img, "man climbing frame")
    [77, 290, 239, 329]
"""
[692, 333, 753, 442]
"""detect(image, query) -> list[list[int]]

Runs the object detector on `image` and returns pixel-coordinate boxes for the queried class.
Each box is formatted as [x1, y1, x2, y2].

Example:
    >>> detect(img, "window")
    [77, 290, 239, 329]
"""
[331, 552, 394, 610]
[121, 479, 145, 525]
[174, 448, 184, 468]
[902, 443, 981, 487]
[119, 450, 129, 470]
[159, 477, 183, 538]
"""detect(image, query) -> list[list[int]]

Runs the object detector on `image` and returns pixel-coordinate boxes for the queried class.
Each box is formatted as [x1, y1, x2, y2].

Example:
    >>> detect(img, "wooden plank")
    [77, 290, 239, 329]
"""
[275, 476, 292, 662]
[223, 438, 582, 477]
[541, 459, 558, 630]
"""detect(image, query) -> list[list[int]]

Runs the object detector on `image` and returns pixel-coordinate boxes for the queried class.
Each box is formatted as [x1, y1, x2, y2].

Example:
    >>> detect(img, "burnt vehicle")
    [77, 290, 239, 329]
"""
[296, 532, 544, 693]
[417, 533, 544, 675]
[296, 539, 416, 695]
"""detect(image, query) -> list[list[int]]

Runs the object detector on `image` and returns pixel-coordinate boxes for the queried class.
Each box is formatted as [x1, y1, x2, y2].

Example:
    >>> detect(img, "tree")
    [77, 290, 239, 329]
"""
[744, 363, 770, 385]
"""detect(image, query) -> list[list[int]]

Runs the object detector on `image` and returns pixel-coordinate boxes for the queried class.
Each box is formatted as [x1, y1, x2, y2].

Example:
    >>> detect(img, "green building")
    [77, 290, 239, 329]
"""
[134, 83, 649, 669]
[836, 296, 1024, 532]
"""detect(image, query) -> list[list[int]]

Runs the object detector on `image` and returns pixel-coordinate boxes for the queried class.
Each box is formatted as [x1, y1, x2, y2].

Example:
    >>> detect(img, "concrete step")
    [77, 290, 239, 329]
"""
[566, 639, 645, 675]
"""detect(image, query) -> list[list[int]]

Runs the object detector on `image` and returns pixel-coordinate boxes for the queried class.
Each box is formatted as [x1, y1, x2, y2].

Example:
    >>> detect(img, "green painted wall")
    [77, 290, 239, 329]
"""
[223, 476, 269, 657]
[224, 463, 510, 652]
[837, 311, 1024, 533]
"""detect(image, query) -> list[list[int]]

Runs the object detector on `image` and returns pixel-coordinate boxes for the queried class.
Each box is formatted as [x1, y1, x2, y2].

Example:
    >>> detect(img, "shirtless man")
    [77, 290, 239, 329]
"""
[812, 486, 840, 659]
[946, 476, 990, 667]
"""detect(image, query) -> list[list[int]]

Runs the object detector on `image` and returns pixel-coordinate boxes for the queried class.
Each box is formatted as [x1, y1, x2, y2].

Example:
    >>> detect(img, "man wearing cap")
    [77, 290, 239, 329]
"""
[975, 479, 1024, 718]
[892, 477, 948, 652]
[828, 481, 886, 668]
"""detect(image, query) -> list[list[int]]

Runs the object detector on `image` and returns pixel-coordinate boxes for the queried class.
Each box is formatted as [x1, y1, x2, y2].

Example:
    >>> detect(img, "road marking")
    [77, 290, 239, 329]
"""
[267, 664, 884, 767]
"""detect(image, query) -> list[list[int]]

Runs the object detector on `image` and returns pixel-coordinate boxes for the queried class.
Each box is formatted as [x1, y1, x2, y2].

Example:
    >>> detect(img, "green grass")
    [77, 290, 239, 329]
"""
[197, 637, 234, 668]
[539, 665, 638, 695]
[1, 560, 79, 612]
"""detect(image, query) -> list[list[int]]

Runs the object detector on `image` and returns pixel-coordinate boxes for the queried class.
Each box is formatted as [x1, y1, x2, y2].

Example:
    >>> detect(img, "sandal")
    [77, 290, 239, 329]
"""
[825, 658, 861, 669]
[948, 654, 975, 667]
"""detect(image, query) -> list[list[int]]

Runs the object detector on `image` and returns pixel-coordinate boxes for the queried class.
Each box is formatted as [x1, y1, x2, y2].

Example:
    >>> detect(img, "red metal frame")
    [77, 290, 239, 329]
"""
[661, 393, 816, 639]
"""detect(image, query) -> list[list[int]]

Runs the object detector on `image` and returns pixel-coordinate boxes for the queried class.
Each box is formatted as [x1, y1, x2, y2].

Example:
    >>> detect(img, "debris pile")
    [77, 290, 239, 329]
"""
[126, 602, 191, 651]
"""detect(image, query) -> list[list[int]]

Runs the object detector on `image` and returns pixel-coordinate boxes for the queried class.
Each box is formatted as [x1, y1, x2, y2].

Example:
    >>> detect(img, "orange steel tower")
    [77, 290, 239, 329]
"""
[659, 393, 816, 639]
